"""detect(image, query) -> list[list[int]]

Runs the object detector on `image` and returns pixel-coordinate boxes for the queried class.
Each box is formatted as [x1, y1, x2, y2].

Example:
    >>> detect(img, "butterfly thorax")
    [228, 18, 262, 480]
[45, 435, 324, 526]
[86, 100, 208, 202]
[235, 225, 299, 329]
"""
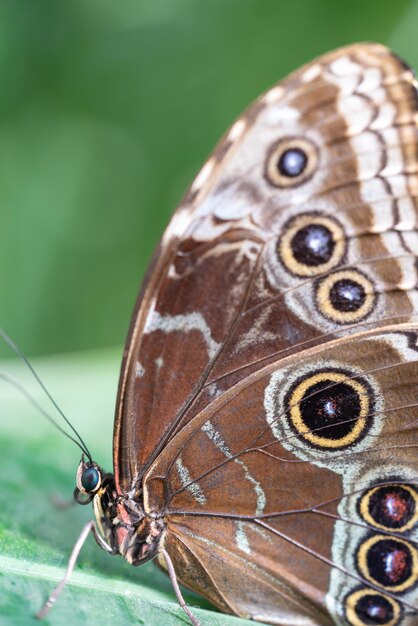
[93, 477, 165, 566]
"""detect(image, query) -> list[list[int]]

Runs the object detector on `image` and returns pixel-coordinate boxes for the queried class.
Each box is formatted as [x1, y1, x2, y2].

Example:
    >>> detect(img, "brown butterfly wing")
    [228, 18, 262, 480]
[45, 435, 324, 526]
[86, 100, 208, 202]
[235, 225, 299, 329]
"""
[145, 327, 418, 624]
[114, 42, 418, 499]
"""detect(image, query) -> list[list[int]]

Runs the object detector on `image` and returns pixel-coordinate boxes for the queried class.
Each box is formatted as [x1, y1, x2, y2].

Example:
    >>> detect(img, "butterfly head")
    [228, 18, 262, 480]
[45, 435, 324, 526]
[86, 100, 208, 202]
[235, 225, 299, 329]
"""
[74, 455, 105, 504]
[74, 456, 165, 565]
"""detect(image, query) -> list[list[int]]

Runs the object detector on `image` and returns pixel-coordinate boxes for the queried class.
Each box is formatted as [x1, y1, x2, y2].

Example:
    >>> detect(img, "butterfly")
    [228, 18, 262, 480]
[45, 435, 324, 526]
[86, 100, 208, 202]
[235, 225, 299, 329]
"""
[38, 43, 418, 626]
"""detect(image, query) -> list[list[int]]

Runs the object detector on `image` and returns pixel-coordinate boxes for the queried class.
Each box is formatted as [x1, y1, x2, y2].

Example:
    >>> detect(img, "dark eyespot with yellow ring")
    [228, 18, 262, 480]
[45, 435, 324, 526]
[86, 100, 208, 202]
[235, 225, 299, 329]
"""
[315, 269, 377, 324]
[265, 137, 318, 188]
[359, 484, 418, 533]
[277, 213, 346, 277]
[357, 534, 418, 593]
[285, 368, 374, 450]
[345, 587, 401, 626]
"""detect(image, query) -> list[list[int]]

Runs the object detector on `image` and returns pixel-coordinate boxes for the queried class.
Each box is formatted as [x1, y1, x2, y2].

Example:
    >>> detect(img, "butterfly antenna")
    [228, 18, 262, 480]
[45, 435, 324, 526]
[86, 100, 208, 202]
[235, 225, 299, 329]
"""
[0, 328, 92, 462]
[0, 372, 91, 458]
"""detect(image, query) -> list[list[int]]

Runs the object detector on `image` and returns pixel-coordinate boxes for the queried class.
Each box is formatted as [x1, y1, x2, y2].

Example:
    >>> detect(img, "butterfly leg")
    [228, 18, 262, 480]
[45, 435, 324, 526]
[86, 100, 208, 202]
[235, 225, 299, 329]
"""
[37, 519, 115, 619]
[161, 547, 201, 626]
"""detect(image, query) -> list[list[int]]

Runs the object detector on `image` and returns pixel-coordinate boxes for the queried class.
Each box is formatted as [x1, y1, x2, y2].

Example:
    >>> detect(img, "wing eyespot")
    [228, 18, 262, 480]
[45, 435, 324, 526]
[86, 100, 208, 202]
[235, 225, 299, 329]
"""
[278, 213, 346, 277]
[315, 269, 377, 324]
[356, 535, 418, 593]
[359, 484, 418, 533]
[285, 368, 374, 450]
[265, 137, 318, 188]
[345, 588, 402, 626]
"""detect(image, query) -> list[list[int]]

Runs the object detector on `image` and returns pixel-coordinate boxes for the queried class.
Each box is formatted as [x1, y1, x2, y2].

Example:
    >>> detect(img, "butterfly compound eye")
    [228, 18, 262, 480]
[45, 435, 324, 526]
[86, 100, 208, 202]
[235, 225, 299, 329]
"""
[81, 466, 101, 492]
[76, 460, 102, 494]
[265, 137, 318, 188]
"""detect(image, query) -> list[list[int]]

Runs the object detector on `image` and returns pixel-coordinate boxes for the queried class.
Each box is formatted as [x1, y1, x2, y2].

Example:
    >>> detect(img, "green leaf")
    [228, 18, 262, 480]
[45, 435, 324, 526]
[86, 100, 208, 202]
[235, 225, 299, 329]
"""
[0, 349, 259, 626]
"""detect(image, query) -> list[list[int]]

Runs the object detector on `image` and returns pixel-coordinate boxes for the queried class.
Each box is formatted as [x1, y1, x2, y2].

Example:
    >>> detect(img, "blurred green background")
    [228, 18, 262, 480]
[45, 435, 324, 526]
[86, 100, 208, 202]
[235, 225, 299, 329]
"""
[1, 0, 417, 358]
